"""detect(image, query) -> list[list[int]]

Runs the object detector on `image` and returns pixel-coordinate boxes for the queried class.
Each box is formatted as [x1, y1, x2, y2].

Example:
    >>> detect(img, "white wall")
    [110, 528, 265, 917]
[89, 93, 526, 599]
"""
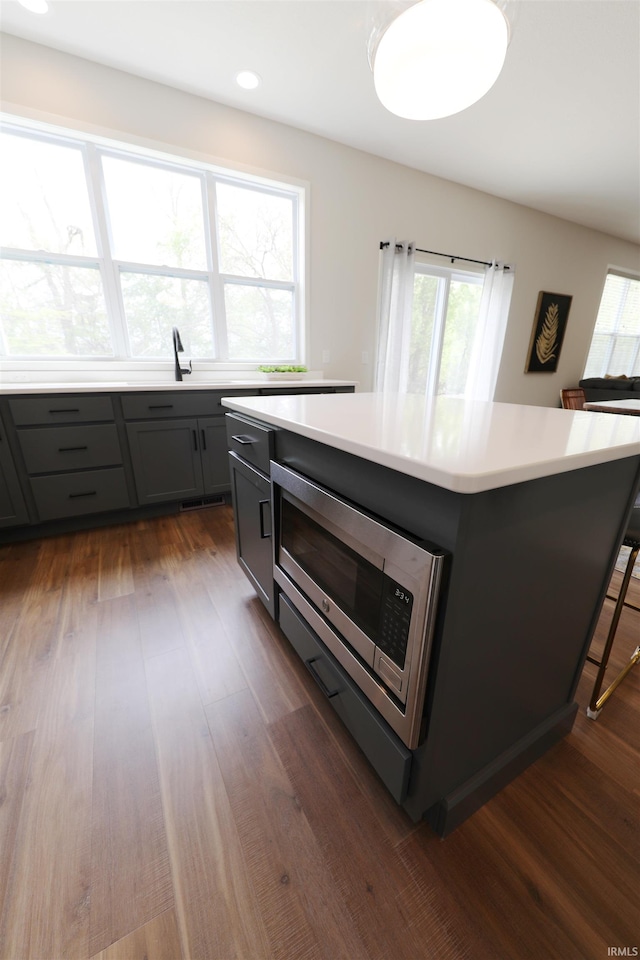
[2, 34, 639, 405]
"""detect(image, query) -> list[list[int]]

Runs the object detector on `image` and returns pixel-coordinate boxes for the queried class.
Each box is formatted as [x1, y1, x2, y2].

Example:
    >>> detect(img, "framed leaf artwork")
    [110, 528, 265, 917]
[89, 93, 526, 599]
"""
[525, 291, 572, 373]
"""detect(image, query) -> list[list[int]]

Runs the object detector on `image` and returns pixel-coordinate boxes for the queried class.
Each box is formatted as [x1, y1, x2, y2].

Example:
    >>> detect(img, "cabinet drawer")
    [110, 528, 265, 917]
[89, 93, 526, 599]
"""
[278, 593, 412, 804]
[121, 392, 216, 420]
[30, 467, 130, 522]
[9, 395, 114, 426]
[226, 412, 274, 476]
[212, 390, 258, 414]
[19, 424, 122, 474]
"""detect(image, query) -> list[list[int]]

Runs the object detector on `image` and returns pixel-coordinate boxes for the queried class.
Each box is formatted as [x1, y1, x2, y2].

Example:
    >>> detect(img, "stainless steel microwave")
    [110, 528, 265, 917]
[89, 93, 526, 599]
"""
[271, 462, 446, 749]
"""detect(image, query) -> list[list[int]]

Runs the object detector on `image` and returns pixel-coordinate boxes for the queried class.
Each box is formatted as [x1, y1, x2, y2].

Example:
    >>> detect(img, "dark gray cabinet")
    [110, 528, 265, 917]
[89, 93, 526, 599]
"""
[126, 415, 230, 505]
[122, 390, 262, 506]
[200, 416, 232, 493]
[9, 394, 130, 523]
[30, 468, 129, 522]
[226, 412, 275, 617]
[126, 418, 202, 504]
[0, 383, 355, 540]
[0, 421, 28, 528]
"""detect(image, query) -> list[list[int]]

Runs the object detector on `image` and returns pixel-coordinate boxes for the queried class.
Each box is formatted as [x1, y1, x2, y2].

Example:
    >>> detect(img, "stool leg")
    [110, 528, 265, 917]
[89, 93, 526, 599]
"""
[587, 544, 639, 719]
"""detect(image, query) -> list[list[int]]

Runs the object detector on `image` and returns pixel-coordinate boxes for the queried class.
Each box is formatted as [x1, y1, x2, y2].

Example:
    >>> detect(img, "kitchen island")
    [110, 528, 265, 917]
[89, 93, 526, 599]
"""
[222, 392, 640, 834]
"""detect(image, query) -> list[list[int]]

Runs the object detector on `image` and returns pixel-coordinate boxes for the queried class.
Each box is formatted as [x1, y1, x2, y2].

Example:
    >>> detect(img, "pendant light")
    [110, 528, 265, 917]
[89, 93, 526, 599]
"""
[372, 0, 510, 121]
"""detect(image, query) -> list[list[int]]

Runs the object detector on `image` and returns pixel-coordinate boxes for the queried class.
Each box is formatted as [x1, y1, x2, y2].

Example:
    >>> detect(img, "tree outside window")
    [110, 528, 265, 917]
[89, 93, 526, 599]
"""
[0, 122, 303, 365]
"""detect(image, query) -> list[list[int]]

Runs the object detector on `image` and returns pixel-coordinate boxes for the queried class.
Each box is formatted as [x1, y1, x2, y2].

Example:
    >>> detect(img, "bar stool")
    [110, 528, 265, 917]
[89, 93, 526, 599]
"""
[586, 495, 640, 718]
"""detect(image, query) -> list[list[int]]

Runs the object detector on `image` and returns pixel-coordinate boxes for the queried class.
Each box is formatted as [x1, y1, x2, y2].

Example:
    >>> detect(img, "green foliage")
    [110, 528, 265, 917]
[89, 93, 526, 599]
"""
[258, 364, 307, 373]
[408, 272, 482, 396]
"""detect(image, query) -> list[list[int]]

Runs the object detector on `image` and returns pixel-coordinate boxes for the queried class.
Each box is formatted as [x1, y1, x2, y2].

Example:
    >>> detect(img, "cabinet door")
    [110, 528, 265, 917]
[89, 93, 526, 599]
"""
[199, 417, 231, 494]
[0, 429, 29, 528]
[228, 452, 274, 616]
[126, 419, 204, 505]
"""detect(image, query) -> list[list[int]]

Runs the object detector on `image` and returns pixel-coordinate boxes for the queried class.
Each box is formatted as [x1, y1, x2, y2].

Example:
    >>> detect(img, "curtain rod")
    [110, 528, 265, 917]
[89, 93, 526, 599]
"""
[379, 241, 495, 269]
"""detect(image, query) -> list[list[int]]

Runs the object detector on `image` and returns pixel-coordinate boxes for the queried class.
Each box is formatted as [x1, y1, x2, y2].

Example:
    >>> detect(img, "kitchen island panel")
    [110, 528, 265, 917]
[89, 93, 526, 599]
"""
[221, 390, 640, 834]
[273, 424, 640, 832]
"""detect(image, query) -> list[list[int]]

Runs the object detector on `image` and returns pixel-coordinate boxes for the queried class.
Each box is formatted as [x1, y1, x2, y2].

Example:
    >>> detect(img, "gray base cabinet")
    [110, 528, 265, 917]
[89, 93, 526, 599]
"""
[226, 411, 276, 617]
[0, 425, 28, 528]
[126, 415, 232, 505]
[7, 393, 130, 527]
[127, 418, 204, 505]
[200, 417, 232, 494]
[227, 418, 640, 835]
[0, 384, 354, 540]
[30, 467, 130, 522]
[228, 452, 275, 617]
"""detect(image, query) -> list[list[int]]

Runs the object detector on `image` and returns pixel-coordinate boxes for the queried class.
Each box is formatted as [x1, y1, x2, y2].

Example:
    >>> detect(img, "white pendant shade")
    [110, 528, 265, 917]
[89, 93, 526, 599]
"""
[373, 0, 509, 121]
[18, 0, 49, 11]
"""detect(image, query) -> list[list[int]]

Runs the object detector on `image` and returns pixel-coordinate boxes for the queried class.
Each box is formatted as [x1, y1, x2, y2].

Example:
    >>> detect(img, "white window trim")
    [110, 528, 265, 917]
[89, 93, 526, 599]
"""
[583, 266, 640, 379]
[413, 257, 484, 398]
[0, 112, 308, 379]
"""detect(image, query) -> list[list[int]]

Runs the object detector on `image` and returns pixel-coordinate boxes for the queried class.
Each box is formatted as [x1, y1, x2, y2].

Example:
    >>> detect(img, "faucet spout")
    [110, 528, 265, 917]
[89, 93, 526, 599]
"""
[172, 327, 191, 381]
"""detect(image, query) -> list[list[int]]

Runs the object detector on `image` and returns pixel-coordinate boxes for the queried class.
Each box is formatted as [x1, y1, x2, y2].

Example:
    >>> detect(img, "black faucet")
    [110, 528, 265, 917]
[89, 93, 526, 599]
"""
[172, 327, 192, 381]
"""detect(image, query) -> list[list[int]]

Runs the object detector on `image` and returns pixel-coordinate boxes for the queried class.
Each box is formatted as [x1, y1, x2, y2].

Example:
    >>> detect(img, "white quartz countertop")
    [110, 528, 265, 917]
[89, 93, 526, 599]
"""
[222, 392, 640, 493]
[0, 379, 356, 395]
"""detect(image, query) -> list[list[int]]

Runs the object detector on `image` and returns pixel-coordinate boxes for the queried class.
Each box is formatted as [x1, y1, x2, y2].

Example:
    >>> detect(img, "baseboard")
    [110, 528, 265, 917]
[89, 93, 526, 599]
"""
[426, 702, 578, 837]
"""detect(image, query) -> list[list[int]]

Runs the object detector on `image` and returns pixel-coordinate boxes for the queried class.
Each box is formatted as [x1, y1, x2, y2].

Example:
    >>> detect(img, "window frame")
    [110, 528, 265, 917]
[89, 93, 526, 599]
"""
[412, 255, 485, 398]
[582, 267, 640, 380]
[0, 115, 307, 372]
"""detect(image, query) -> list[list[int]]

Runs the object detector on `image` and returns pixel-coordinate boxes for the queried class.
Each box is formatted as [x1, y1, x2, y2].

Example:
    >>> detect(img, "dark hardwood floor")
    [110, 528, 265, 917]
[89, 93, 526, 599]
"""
[0, 505, 638, 960]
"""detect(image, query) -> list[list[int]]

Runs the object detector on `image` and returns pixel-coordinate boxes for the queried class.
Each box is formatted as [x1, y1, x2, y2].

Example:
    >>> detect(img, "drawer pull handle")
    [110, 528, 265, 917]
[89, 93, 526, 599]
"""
[193, 429, 198, 452]
[58, 445, 88, 453]
[231, 434, 254, 445]
[305, 657, 340, 699]
[201, 428, 206, 451]
[49, 408, 80, 414]
[68, 490, 97, 499]
[148, 404, 174, 409]
[258, 499, 271, 539]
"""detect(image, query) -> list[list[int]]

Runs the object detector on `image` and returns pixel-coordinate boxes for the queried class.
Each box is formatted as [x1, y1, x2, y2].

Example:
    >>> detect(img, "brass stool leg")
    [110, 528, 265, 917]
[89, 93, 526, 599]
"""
[587, 543, 640, 719]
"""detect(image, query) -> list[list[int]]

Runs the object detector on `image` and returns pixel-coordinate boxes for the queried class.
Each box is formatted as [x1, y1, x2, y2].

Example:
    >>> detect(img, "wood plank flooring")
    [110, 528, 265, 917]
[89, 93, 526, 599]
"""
[0, 505, 638, 960]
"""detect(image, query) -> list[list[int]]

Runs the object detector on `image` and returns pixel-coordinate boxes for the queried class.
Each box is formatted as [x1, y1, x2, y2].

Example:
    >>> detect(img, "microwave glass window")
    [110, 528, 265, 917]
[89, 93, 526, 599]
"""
[282, 499, 383, 638]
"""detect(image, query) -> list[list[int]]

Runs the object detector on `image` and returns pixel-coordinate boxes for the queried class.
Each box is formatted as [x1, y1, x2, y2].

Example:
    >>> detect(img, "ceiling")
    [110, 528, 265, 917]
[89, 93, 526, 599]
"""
[1, 0, 639, 245]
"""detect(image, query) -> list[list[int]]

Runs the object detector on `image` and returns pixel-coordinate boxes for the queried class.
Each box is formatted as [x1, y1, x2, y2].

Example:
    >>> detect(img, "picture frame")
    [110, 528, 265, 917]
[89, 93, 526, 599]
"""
[525, 291, 572, 373]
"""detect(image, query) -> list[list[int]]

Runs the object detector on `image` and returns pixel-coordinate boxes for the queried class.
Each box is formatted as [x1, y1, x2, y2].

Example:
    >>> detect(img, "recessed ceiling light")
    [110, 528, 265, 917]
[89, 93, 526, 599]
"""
[18, 0, 49, 12]
[235, 71, 261, 91]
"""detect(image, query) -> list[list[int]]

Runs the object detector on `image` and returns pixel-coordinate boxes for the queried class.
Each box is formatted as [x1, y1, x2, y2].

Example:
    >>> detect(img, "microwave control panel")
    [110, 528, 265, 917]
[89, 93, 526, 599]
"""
[378, 578, 413, 670]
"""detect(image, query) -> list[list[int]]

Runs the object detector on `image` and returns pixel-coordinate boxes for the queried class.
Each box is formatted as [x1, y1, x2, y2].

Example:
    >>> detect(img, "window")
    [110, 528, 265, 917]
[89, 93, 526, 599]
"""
[0, 120, 304, 366]
[410, 261, 484, 396]
[583, 271, 640, 378]
[375, 243, 513, 401]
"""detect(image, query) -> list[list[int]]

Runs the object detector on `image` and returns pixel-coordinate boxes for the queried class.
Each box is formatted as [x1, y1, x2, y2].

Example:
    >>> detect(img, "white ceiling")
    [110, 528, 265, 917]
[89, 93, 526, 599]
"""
[1, 0, 639, 244]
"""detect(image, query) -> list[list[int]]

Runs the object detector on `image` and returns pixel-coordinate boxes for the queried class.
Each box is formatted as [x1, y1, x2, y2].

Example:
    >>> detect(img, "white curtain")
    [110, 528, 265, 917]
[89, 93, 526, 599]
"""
[374, 244, 514, 401]
[464, 261, 514, 401]
[374, 240, 415, 393]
